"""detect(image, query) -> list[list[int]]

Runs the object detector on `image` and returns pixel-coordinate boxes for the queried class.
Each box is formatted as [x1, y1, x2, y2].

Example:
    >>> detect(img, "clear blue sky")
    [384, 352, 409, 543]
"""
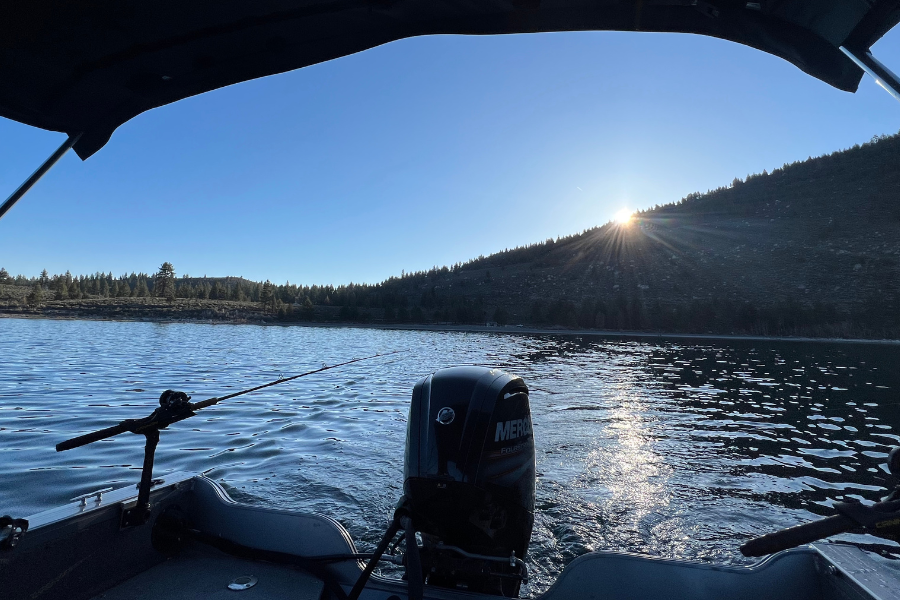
[1, 30, 899, 285]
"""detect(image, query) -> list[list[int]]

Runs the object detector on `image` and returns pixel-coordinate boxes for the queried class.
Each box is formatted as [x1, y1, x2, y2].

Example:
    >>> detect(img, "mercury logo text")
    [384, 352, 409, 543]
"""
[494, 416, 532, 442]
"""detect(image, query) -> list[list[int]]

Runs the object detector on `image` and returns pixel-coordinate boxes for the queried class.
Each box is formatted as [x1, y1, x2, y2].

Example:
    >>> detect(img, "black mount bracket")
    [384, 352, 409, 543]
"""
[57, 390, 195, 528]
[833, 498, 900, 542]
[120, 390, 193, 527]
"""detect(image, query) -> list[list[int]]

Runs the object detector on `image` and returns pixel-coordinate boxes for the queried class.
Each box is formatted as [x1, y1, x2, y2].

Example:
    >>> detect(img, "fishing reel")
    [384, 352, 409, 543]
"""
[741, 447, 900, 557]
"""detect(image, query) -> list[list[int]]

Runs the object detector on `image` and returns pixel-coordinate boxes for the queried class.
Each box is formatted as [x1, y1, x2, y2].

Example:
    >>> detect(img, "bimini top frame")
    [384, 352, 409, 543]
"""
[841, 46, 900, 103]
[0, 134, 81, 222]
[1, 1, 899, 222]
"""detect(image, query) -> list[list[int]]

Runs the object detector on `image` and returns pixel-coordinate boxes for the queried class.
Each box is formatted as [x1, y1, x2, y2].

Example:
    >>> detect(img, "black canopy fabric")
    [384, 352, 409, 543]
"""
[2, 0, 898, 159]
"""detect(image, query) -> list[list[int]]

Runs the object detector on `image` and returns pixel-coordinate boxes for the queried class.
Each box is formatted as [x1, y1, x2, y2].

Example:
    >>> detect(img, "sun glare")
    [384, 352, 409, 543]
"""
[614, 208, 633, 225]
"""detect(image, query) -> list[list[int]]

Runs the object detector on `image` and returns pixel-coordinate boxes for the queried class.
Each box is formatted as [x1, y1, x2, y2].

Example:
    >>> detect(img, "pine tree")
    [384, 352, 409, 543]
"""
[117, 279, 131, 297]
[259, 281, 274, 310]
[301, 297, 314, 320]
[0, 268, 9, 284]
[211, 281, 226, 301]
[135, 278, 150, 298]
[55, 278, 68, 300]
[27, 283, 43, 307]
[154, 262, 176, 300]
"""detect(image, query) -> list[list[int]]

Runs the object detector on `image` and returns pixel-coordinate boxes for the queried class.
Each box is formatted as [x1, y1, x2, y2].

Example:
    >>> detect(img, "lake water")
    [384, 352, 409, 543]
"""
[1, 317, 898, 595]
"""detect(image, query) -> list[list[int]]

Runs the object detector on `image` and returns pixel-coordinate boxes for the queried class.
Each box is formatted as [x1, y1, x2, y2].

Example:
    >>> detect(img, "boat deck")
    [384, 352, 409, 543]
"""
[9, 474, 900, 600]
[90, 544, 325, 600]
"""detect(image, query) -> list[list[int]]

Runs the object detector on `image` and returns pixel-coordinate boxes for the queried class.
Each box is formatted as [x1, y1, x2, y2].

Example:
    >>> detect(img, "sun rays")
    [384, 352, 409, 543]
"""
[614, 209, 634, 225]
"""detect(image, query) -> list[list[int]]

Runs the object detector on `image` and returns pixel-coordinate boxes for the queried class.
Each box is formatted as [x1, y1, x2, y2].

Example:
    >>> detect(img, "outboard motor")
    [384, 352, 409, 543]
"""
[403, 367, 535, 597]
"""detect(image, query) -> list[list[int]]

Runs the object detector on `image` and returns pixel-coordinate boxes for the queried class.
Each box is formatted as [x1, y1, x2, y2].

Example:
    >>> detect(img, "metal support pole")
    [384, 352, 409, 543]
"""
[0, 132, 82, 222]
[840, 46, 900, 103]
[121, 428, 160, 527]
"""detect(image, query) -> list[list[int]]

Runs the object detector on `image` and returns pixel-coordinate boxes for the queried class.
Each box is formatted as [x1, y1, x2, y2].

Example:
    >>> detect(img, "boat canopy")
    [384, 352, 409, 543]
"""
[1, 0, 899, 160]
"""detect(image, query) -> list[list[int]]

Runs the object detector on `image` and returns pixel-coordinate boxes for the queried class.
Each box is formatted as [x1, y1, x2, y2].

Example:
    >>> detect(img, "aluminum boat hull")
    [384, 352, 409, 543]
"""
[3, 473, 898, 600]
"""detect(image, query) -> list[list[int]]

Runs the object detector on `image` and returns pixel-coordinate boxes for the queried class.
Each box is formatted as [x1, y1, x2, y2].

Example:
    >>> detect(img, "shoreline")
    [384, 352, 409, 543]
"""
[3, 312, 899, 346]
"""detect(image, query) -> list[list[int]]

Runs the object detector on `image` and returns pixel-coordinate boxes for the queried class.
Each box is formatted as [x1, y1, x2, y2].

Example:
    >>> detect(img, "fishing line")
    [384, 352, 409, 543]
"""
[191, 350, 406, 410]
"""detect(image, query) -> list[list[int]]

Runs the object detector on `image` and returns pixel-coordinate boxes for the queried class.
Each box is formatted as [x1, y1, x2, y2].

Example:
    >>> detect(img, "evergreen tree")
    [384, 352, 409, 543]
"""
[0, 267, 9, 284]
[154, 262, 176, 300]
[301, 297, 314, 320]
[134, 278, 150, 298]
[39, 269, 49, 285]
[259, 281, 274, 310]
[211, 281, 227, 300]
[27, 283, 43, 307]
[55, 279, 68, 300]
[232, 282, 246, 302]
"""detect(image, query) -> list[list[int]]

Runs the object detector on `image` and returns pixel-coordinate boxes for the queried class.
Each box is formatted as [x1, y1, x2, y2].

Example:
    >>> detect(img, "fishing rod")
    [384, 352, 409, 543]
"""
[56, 350, 403, 452]
[55, 350, 403, 526]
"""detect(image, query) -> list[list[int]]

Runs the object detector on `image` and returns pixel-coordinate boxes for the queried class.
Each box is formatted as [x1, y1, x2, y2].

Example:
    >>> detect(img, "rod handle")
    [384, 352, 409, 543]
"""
[56, 421, 132, 452]
[190, 397, 219, 410]
[740, 514, 855, 557]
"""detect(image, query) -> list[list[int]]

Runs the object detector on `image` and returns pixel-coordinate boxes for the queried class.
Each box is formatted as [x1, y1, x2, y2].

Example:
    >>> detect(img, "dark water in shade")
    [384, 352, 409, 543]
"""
[1, 318, 899, 595]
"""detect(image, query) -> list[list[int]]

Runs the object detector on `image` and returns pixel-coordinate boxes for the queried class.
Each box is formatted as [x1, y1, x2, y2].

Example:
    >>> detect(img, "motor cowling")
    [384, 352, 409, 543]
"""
[402, 367, 535, 597]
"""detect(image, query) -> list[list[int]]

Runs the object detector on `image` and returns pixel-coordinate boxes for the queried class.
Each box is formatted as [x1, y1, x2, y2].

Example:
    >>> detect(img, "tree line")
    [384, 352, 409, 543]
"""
[1, 262, 474, 313]
[4, 261, 892, 338]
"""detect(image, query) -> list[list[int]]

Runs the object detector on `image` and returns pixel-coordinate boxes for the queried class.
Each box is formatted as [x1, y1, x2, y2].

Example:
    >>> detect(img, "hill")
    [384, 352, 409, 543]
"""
[371, 131, 900, 337]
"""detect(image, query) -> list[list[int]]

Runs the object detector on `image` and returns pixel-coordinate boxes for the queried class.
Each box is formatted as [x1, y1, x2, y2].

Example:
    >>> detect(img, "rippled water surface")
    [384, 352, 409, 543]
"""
[2, 318, 899, 595]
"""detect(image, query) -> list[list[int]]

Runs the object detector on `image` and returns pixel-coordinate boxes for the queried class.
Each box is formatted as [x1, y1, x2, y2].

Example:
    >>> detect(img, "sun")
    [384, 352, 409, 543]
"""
[614, 208, 633, 225]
